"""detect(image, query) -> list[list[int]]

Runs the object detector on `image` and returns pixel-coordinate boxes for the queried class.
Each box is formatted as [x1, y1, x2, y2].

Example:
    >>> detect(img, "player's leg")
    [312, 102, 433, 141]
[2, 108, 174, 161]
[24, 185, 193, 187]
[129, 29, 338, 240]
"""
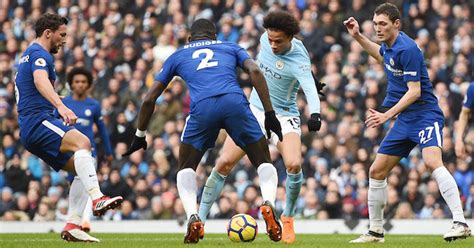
[224, 96, 281, 242]
[81, 158, 97, 232]
[178, 143, 206, 244]
[61, 174, 98, 242]
[351, 123, 410, 243]
[198, 136, 245, 223]
[416, 114, 470, 241]
[277, 132, 302, 244]
[422, 147, 470, 241]
[179, 97, 222, 244]
[61, 130, 122, 216]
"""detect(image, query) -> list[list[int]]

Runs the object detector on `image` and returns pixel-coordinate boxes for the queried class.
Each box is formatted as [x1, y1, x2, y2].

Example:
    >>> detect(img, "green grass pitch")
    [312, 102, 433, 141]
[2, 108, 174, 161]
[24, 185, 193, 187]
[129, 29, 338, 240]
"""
[0, 233, 472, 248]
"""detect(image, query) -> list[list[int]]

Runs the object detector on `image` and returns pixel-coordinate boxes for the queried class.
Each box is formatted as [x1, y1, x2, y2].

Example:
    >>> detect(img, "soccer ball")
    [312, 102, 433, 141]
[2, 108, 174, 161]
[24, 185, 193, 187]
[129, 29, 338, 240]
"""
[227, 214, 258, 242]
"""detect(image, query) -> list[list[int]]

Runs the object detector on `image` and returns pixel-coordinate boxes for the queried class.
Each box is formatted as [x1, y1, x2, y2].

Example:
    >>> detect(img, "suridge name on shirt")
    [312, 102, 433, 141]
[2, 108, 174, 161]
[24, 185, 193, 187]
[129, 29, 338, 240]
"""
[19, 55, 29, 64]
[184, 40, 222, 49]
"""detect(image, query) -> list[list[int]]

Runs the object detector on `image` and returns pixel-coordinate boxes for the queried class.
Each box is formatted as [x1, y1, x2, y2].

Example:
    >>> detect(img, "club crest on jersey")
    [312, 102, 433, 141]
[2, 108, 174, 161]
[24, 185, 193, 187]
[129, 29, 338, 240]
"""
[85, 109, 92, 116]
[389, 58, 394, 66]
[35, 58, 46, 67]
[275, 60, 284, 70]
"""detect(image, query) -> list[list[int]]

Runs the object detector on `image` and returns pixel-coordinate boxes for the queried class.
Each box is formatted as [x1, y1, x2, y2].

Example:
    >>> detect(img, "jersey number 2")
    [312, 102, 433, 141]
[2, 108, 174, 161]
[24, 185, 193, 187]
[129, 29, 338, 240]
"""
[192, 48, 218, 70]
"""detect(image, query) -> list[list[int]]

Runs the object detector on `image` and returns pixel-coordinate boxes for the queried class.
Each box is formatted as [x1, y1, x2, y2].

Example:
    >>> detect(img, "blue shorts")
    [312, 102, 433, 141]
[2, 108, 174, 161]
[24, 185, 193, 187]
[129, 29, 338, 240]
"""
[378, 107, 444, 158]
[19, 114, 74, 171]
[181, 93, 264, 152]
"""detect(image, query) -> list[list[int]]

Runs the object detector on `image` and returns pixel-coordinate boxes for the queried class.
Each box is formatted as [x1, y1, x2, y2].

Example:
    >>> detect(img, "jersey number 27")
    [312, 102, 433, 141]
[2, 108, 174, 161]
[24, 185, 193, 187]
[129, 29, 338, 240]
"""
[192, 48, 218, 70]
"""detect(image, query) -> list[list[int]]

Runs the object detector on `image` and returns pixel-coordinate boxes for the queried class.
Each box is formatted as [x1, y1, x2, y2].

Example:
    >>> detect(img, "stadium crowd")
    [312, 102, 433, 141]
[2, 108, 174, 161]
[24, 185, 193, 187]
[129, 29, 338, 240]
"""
[0, 0, 473, 224]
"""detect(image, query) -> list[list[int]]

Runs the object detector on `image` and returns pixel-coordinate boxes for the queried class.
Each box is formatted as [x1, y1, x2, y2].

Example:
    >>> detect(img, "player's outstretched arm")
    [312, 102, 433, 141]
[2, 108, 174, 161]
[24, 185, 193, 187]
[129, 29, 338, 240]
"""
[455, 107, 471, 158]
[33, 70, 77, 125]
[343, 17, 383, 63]
[123, 81, 167, 156]
[242, 59, 282, 141]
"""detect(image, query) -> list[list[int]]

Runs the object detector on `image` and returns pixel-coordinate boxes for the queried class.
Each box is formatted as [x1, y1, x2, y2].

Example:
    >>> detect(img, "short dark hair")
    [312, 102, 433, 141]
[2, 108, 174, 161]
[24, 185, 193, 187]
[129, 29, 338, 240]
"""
[190, 19, 216, 41]
[67, 67, 93, 88]
[263, 11, 300, 37]
[374, 3, 401, 23]
[35, 13, 68, 38]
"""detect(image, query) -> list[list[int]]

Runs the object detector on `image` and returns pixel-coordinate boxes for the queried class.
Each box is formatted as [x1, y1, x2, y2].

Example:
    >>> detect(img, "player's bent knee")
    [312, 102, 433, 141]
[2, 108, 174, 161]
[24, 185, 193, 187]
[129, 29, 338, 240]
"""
[215, 157, 234, 176]
[369, 165, 387, 180]
[286, 163, 301, 174]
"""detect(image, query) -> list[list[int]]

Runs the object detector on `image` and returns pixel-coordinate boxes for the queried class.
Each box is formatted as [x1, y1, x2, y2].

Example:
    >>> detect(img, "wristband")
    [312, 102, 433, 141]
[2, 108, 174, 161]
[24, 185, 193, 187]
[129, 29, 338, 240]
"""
[136, 129, 146, 138]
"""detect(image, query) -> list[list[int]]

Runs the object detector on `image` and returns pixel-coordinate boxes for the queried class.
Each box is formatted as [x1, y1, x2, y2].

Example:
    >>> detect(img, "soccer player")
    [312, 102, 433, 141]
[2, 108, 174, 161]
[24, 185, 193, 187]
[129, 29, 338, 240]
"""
[62, 67, 114, 232]
[454, 83, 474, 159]
[198, 10, 322, 244]
[344, 3, 471, 243]
[123, 19, 283, 244]
[14, 13, 122, 242]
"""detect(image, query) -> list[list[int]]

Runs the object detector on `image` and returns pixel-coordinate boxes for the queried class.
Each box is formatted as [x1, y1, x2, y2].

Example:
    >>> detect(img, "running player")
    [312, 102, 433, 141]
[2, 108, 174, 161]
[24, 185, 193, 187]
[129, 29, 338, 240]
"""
[198, 10, 322, 244]
[344, 3, 471, 243]
[15, 13, 122, 242]
[123, 19, 283, 244]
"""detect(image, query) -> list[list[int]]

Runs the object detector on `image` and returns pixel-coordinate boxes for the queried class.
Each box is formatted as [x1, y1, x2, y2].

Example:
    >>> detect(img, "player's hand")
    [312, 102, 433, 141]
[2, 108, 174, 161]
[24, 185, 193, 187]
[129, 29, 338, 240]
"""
[365, 108, 390, 128]
[307, 113, 322, 132]
[122, 135, 147, 157]
[343, 17, 360, 37]
[57, 104, 77, 126]
[455, 140, 466, 158]
[264, 111, 283, 142]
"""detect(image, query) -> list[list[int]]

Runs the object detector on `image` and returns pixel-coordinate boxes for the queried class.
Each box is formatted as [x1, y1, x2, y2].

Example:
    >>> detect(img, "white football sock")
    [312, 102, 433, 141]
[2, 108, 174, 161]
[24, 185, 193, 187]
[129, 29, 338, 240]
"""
[257, 163, 278, 205]
[432, 166, 466, 223]
[68, 176, 90, 225]
[74, 149, 103, 200]
[368, 178, 387, 234]
[177, 168, 198, 220]
[82, 197, 93, 223]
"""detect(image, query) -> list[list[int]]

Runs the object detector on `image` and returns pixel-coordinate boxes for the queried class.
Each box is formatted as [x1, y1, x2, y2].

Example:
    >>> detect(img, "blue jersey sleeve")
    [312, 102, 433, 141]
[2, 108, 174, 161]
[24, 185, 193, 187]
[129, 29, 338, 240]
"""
[233, 44, 251, 68]
[30, 50, 50, 75]
[154, 54, 177, 86]
[400, 46, 423, 83]
[463, 83, 474, 109]
[93, 102, 113, 156]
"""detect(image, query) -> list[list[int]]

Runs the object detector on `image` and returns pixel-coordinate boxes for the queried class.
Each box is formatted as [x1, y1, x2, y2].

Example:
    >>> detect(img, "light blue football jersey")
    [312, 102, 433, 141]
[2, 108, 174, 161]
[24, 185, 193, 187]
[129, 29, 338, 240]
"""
[249, 32, 320, 116]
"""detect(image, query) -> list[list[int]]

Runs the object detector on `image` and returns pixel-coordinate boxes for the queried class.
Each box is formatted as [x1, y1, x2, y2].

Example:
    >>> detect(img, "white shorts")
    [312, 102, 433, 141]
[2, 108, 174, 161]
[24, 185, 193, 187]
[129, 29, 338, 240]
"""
[250, 104, 301, 146]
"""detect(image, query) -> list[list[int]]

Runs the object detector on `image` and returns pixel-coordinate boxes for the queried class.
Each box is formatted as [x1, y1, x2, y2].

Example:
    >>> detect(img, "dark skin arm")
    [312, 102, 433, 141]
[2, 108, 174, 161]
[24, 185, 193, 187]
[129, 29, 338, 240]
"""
[242, 59, 273, 112]
[136, 81, 167, 131]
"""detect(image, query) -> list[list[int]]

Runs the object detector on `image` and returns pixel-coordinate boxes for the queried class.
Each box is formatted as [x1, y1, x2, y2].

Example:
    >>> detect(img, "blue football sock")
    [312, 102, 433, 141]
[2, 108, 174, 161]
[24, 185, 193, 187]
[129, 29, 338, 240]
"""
[198, 168, 226, 222]
[283, 170, 303, 217]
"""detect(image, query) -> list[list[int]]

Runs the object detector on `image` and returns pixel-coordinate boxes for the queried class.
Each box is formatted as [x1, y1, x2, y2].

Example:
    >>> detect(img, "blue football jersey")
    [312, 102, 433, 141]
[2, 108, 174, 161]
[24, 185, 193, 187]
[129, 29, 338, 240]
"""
[61, 96, 113, 156]
[379, 32, 438, 111]
[15, 43, 57, 117]
[154, 40, 250, 106]
[463, 83, 474, 109]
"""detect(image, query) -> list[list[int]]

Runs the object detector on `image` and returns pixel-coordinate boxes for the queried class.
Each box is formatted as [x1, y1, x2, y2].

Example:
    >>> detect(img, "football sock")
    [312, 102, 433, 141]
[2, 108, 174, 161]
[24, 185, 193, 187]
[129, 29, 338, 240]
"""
[257, 163, 278, 205]
[74, 149, 103, 200]
[177, 168, 198, 220]
[82, 197, 93, 223]
[283, 170, 303, 217]
[67, 176, 89, 225]
[198, 168, 227, 222]
[368, 178, 387, 234]
[432, 166, 466, 223]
